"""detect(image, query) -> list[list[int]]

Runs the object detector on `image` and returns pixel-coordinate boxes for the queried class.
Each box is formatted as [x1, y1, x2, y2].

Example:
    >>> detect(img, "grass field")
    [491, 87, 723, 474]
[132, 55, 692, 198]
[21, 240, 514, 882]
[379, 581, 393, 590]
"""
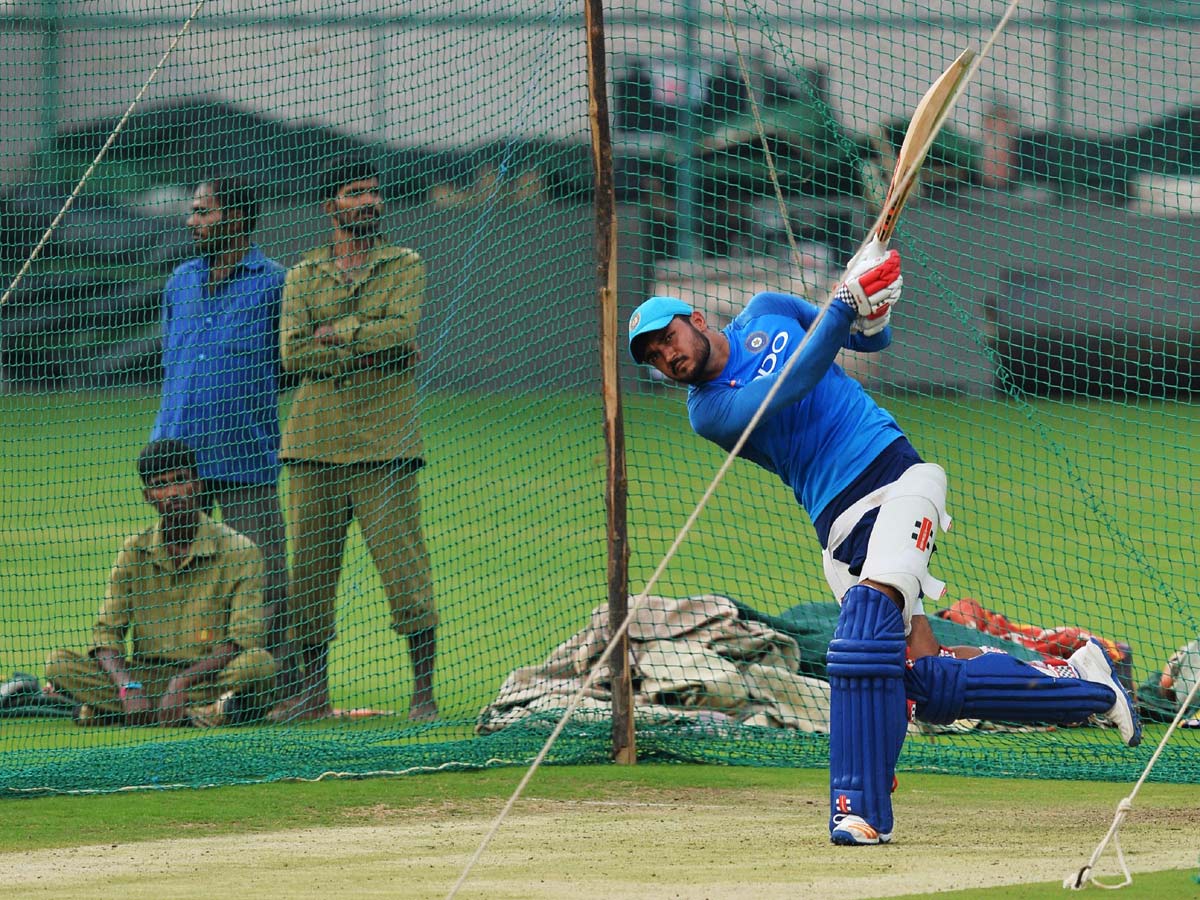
[0, 765, 1197, 899]
[0, 387, 1197, 896]
[1, 388, 1195, 717]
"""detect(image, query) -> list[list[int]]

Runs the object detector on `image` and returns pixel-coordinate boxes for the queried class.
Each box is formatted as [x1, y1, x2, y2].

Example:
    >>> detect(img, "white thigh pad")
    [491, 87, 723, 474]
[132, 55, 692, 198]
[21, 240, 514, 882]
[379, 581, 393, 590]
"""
[821, 551, 859, 604]
[858, 465, 950, 610]
[824, 548, 927, 636]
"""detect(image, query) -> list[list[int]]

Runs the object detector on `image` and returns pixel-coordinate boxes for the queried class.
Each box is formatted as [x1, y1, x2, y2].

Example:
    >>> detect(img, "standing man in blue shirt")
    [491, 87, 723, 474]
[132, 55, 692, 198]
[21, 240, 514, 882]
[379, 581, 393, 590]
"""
[627, 249, 1141, 846]
[152, 174, 297, 704]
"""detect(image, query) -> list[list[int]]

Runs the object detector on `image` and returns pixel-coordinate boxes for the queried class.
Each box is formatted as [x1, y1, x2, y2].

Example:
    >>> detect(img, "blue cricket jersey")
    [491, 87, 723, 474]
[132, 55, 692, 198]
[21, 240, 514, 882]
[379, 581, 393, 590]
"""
[687, 291, 904, 532]
[152, 245, 286, 485]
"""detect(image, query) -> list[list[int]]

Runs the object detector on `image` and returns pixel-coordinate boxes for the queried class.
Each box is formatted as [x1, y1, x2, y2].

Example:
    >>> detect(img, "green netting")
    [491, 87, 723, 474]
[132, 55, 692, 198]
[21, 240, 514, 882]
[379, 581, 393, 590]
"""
[1, 1, 1197, 798]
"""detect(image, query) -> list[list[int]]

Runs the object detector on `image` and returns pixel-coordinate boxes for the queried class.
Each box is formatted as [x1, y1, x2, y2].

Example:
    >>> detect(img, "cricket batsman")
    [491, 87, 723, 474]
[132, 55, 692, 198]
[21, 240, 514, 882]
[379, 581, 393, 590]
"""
[627, 248, 1142, 845]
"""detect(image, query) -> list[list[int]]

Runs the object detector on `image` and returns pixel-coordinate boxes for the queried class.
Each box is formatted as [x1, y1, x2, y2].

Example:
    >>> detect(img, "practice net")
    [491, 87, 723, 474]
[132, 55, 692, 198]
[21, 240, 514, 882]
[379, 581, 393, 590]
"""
[0, 0, 1196, 795]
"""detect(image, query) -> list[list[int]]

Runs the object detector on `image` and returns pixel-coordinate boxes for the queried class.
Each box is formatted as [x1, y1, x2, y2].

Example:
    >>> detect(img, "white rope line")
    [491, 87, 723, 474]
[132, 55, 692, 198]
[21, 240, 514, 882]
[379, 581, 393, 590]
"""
[0, 0, 209, 309]
[1065, 673, 1200, 891]
[446, 5, 1019, 897]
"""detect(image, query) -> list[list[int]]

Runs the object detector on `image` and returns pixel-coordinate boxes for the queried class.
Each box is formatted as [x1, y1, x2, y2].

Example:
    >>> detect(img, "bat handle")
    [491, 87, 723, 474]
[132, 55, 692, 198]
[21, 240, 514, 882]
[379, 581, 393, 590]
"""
[862, 234, 887, 259]
[845, 234, 889, 274]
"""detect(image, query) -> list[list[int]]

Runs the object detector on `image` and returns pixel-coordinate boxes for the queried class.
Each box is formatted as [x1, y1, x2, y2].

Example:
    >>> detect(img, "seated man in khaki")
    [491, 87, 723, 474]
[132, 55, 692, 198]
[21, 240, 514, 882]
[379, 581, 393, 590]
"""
[45, 439, 275, 727]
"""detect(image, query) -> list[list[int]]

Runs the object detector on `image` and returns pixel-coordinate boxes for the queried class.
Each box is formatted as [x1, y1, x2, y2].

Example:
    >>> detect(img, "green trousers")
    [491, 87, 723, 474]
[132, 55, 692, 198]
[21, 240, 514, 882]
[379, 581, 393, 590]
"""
[45, 648, 276, 716]
[286, 460, 437, 647]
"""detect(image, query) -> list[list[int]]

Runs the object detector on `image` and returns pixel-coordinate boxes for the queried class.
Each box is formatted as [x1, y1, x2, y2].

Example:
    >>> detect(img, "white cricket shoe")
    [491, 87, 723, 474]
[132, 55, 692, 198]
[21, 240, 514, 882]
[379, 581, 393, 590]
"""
[1069, 639, 1143, 747]
[830, 815, 892, 846]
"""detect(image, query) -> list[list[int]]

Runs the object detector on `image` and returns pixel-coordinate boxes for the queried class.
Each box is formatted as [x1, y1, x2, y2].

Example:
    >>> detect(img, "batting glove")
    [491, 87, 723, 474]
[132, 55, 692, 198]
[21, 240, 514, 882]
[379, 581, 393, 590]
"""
[835, 248, 902, 331]
[851, 305, 892, 337]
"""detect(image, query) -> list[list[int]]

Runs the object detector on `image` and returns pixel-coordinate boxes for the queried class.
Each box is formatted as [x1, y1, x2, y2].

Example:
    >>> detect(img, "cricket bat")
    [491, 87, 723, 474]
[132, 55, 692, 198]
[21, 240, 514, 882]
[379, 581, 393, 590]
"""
[849, 0, 1025, 271]
[848, 48, 977, 271]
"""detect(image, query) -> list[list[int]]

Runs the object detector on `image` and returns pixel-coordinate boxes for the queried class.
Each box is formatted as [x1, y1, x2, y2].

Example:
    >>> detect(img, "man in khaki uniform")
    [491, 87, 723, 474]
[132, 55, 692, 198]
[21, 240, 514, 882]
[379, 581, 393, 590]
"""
[45, 440, 275, 727]
[271, 153, 437, 723]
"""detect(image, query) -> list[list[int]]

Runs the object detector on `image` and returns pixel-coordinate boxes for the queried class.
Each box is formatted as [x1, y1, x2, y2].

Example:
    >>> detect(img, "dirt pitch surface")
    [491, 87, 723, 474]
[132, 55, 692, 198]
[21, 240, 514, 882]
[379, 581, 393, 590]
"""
[3, 781, 1198, 900]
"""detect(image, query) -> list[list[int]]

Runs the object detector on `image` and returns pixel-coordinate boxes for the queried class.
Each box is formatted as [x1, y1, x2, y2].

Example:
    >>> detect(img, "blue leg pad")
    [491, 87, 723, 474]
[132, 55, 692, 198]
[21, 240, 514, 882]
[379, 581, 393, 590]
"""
[905, 651, 1115, 726]
[827, 584, 907, 838]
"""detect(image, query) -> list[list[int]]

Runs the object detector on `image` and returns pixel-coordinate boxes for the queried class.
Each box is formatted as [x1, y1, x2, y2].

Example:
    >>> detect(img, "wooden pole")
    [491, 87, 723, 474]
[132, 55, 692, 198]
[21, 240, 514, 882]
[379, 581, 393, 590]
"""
[584, 0, 634, 764]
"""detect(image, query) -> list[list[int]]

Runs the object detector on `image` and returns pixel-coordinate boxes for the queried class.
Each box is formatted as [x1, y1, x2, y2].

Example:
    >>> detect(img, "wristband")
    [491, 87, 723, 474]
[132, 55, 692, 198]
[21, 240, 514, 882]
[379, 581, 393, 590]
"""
[119, 681, 143, 699]
[832, 283, 857, 316]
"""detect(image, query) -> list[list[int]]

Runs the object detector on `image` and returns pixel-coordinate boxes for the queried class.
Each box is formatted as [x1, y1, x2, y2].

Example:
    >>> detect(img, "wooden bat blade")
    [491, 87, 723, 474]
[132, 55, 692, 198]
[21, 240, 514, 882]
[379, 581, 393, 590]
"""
[874, 48, 976, 246]
[840, 1, 1018, 282]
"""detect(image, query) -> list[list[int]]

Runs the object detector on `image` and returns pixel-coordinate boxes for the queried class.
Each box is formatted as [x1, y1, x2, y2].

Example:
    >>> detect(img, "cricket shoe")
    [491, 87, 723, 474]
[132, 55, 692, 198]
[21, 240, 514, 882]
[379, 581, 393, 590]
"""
[188, 691, 237, 728]
[266, 690, 332, 723]
[1069, 638, 1143, 747]
[74, 704, 121, 727]
[189, 691, 266, 728]
[830, 815, 892, 846]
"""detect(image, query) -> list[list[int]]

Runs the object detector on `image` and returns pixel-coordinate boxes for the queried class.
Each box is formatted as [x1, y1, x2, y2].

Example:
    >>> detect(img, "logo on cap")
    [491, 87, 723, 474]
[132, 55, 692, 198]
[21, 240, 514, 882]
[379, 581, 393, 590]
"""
[629, 311, 641, 331]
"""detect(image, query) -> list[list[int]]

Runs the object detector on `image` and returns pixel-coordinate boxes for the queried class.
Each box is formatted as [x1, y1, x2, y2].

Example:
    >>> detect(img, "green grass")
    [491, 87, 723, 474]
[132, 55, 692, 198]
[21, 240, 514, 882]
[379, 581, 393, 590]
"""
[1, 765, 1197, 898]
[0, 389, 1197, 895]
[898, 871, 1200, 899]
[1, 763, 1187, 853]
[0, 388, 1197, 781]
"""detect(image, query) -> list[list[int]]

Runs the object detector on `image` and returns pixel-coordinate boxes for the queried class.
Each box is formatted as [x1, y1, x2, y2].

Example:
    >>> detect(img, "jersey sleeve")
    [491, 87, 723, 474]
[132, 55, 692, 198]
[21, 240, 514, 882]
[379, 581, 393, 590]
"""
[747, 290, 891, 353]
[224, 543, 266, 652]
[743, 291, 820, 327]
[279, 261, 347, 378]
[91, 545, 137, 655]
[843, 326, 892, 353]
[690, 300, 855, 447]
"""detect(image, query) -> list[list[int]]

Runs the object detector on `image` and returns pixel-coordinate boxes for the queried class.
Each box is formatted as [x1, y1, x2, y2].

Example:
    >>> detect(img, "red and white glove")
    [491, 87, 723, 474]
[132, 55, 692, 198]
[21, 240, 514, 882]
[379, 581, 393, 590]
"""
[835, 248, 902, 336]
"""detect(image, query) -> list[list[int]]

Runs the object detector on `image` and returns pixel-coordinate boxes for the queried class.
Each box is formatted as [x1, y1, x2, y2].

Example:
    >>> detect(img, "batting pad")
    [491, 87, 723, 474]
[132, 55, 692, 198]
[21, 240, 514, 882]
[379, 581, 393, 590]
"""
[906, 650, 1116, 726]
[857, 464, 950, 609]
[827, 584, 908, 837]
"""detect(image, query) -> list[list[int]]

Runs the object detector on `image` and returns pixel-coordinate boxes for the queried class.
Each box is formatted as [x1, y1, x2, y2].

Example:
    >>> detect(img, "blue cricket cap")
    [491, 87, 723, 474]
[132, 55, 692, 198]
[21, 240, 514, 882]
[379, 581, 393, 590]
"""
[628, 296, 693, 363]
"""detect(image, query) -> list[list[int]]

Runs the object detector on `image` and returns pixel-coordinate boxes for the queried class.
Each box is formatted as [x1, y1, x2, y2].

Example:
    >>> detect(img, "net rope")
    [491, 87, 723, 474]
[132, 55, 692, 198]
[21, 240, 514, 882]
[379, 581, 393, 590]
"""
[445, 4, 1024, 894]
[1066, 673, 1200, 891]
[1, 0, 1195, 851]
[0, 0, 209, 310]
